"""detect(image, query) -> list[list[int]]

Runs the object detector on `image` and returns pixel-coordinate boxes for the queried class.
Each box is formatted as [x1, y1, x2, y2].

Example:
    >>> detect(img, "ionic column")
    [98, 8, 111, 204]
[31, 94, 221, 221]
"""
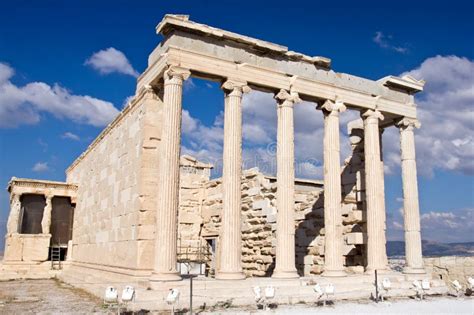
[6, 193, 21, 234]
[216, 79, 250, 280]
[397, 118, 425, 274]
[273, 89, 301, 279]
[321, 100, 347, 277]
[362, 109, 389, 272]
[150, 66, 190, 283]
[41, 194, 53, 234]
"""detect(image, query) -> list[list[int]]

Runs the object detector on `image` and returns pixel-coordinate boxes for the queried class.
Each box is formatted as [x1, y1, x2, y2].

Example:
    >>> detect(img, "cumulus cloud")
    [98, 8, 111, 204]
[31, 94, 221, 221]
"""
[32, 162, 49, 172]
[181, 90, 359, 179]
[373, 31, 408, 54]
[388, 208, 474, 243]
[382, 55, 474, 177]
[85, 47, 139, 77]
[182, 55, 473, 180]
[61, 132, 80, 141]
[0, 62, 119, 128]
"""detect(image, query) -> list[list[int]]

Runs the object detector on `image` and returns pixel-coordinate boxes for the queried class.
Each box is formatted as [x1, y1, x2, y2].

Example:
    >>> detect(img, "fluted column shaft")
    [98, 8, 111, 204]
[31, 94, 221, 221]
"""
[41, 194, 53, 234]
[216, 79, 250, 280]
[273, 90, 300, 278]
[321, 100, 347, 277]
[151, 66, 190, 283]
[6, 193, 21, 234]
[397, 118, 425, 274]
[362, 109, 388, 272]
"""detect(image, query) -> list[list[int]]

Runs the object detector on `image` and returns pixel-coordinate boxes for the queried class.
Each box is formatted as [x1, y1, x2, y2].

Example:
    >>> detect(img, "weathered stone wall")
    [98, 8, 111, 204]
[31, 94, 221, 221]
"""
[176, 156, 212, 261]
[66, 91, 160, 271]
[424, 256, 474, 288]
[188, 166, 364, 276]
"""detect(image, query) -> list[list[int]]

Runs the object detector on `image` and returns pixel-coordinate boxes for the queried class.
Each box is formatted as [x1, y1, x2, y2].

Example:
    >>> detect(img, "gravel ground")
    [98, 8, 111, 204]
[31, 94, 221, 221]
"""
[0, 279, 106, 314]
[205, 298, 474, 314]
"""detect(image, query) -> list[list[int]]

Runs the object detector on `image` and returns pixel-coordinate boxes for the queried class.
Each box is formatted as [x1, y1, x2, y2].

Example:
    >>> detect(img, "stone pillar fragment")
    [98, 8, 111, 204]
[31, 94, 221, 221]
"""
[273, 89, 300, 279]
[362, 109, 388, 272]
[321, 100, 347, 277]
[150, 66, 190, 283]
[6, 193, 21, 234]
[216, 79, 250, 280]
[41, 194, 53, 234]
[397, 118, 425, 274]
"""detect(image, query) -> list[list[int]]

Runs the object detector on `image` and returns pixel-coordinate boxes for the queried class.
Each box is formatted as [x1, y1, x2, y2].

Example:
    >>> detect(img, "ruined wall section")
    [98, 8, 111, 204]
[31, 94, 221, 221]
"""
[66, 90, 159, 271]
[176, 156, 212, 262]
[339, 119, 367, 273]
[187, 121, 368, 277]
[198, 169, 325, 277]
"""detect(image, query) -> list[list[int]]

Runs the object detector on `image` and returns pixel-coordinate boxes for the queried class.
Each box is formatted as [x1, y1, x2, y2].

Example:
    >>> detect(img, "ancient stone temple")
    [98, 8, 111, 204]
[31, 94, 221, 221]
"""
[2, 14, 446, 310]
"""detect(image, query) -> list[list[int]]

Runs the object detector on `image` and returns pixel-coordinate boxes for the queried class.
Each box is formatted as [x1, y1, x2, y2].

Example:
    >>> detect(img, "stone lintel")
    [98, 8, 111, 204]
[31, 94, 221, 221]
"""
[378, 75, 425, 94]
[138, 45, 418, 120]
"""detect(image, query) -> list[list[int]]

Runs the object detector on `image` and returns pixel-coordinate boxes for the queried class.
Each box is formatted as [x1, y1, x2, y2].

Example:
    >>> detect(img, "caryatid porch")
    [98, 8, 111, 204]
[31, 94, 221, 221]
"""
[143, 15, 426, 284]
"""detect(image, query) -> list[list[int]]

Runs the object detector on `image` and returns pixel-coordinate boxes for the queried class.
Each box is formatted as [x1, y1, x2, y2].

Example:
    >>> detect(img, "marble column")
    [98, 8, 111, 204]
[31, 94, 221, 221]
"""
[362, 109, 389, 273]
[41, 194, 53, 234]
[321, 100, 347, 277]
[397, 117, 425, 274]
[216, 79, 250, 280]
[150, 66, 190, 283]
[273, 89, 301, 279]
[6, 193, 21, 234]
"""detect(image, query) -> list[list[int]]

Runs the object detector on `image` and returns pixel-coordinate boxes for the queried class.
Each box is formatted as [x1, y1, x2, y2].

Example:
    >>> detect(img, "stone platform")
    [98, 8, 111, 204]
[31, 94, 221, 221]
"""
[0, 261, 62, 281]
[57, 264, 448, 312]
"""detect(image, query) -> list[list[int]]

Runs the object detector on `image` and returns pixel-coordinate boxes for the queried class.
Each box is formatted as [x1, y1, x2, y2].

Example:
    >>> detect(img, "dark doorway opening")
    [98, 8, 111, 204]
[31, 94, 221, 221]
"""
[50, 196, 75, 246]
[19, 194, 46, 234]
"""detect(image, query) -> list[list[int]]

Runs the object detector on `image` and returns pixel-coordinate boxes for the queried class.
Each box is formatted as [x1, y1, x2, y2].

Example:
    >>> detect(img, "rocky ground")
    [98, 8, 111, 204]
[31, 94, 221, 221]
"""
[0, 279, 107, 314]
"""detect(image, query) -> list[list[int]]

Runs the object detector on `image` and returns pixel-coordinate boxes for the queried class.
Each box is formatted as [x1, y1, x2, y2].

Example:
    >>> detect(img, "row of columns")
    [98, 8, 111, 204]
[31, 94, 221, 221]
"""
[150, 65, 425, 283]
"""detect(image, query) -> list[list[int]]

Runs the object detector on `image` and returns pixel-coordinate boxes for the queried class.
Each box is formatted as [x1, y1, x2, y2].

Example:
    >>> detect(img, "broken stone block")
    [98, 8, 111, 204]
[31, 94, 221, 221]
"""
[345, 232, 366, 245]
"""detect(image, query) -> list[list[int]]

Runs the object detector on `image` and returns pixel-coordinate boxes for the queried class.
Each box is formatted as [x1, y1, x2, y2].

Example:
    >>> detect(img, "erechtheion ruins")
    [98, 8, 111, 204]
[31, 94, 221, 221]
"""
[1, 14, 449, 310]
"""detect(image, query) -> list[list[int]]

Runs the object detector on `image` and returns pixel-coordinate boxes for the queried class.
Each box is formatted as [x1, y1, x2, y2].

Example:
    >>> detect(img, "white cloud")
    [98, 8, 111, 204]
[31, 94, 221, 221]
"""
[182, 55, 473, 180]
[388, 207, 474, 243]
[373, 31, 408, 54]
[32, 162, 49, 172]
[122, 95, 134, 108]
[61, 132, 80, 141]
[85, 47, 139, 77]
[181, 90, 359, 179]
[382, 55, 474, 177]
[0, 62, 119, 128]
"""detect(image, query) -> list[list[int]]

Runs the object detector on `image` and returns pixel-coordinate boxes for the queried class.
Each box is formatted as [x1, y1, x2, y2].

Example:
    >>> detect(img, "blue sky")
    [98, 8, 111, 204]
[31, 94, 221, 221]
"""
[0, 0, 473, 248]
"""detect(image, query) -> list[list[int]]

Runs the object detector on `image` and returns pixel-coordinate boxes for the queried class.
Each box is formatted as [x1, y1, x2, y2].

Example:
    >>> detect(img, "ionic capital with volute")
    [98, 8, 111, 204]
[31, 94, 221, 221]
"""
[320, 99, 347, 116]
[396, 117, 421, 131]
[275, 89, 301, 108]
[362, 109, 384, 124]
[221, 79, 251, 97]
[164, 66, 191, 85]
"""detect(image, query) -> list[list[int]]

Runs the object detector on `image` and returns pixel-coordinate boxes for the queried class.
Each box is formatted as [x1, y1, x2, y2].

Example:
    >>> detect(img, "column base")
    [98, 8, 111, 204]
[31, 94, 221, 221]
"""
[365, 267, 390, 275]
[403, 266, 426, 275]
[149, 271, 182, 284]
[272, 269, 299, 279]
[322, 268, 347, 277]
[215, 271, 246, 280]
